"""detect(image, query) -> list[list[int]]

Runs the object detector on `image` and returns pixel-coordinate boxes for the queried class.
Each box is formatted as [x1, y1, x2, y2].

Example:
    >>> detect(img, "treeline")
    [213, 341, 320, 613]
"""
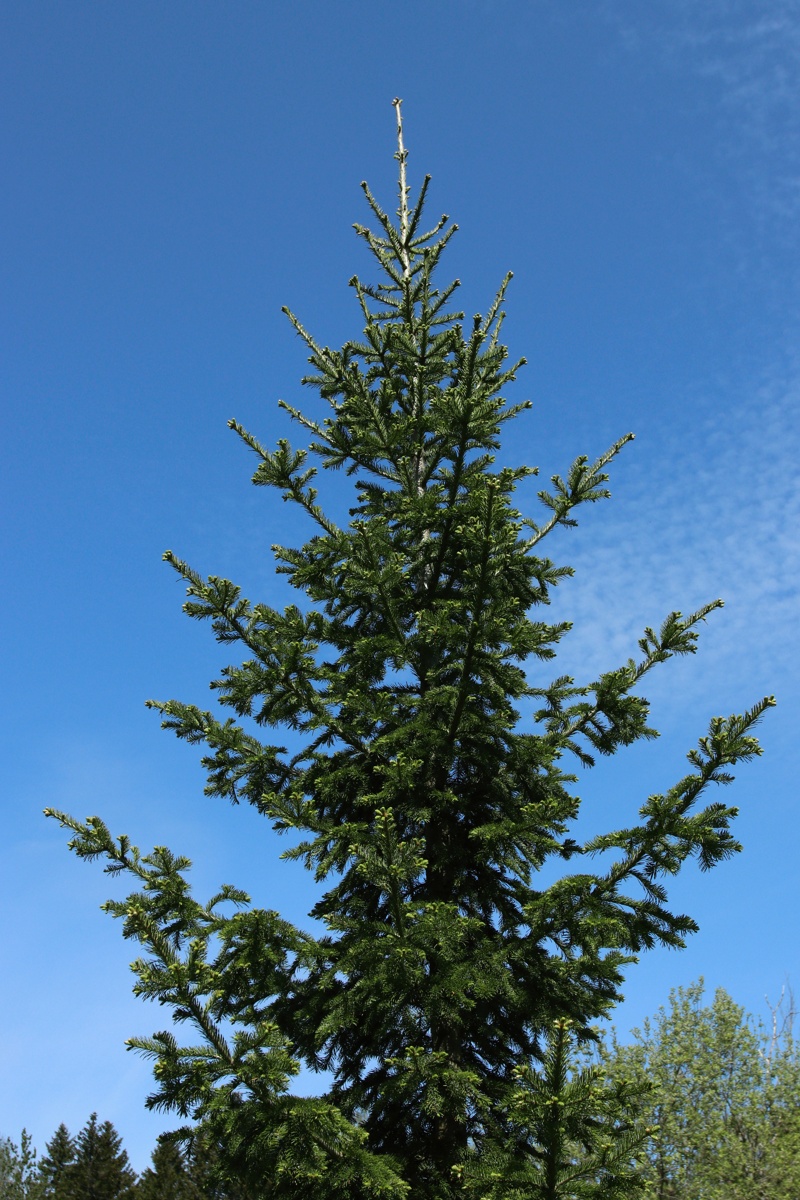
[0, 1117, 247, 1200]
[3, 980, 799, 1200]
[600, 979, 800, 1200]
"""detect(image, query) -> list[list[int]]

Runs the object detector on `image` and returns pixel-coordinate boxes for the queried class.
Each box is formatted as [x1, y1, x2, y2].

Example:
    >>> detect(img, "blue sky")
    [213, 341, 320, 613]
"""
[2, 0, 798, 1172]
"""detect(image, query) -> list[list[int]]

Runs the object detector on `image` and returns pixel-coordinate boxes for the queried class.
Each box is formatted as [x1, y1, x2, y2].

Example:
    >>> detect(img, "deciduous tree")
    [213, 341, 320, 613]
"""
[0, 1131, 43, 1200]
[601, 981, 800, 1199]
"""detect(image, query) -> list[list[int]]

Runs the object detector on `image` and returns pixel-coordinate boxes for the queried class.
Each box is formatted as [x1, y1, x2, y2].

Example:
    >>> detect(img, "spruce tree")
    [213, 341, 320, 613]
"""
[182, 1127, 253, 1200]
[38, 1124, 75, 1199]
[461, 1020, 647, 1199]
[135, 1137, 201, 1200]
[67, 1115, 136, 1200]
[47, 101, 774, 1198]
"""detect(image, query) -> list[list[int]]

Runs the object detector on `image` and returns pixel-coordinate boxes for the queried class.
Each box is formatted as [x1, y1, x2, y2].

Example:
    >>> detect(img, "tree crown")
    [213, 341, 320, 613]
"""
[46, 100, 774, 1199]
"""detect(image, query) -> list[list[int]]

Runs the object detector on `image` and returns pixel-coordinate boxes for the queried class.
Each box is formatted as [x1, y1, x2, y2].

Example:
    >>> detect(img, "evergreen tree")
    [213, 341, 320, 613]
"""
[460, 1020, 648, 1199]
[601, 981, 800, 1200]
[181, 1127, 253, 1200]
[135, 1137, 201, 1200]
[47, 101, 774, 1197]
[37, 1124, 75, 1199]
[67, 1116, 136, 1200]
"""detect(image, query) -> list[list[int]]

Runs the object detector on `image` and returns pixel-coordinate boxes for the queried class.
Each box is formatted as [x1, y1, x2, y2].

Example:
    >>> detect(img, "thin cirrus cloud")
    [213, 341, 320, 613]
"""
[604, 0, 800, 231]
[539, 365, 799, 707]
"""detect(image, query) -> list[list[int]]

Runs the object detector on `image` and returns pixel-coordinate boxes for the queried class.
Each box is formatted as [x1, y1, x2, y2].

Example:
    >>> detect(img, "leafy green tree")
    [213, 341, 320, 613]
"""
[0, 1130, 43, 1200]
[67, 1115, 136, 1200]
[37, 1125, 75, 1199]
[601, 981, 800, 1200]
[46, 100, 774, 1198]
[135, 1137, 201, 1200]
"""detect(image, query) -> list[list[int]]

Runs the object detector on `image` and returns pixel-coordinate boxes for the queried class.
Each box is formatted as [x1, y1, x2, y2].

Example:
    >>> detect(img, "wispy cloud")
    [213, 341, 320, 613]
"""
[603, 0, 800, 233]
[539, 363, 799, 712]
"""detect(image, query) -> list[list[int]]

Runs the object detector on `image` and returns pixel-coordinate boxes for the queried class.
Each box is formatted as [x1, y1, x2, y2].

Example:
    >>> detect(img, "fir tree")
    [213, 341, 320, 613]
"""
[181, 1127, 253, 1200]
[37, 1124, 75, 1199]
[47, 100, 774, 1197]
[460, 1020, 648, 1199]
[67, 1115, 136, 1200]
[135, 1137, 201, 1200]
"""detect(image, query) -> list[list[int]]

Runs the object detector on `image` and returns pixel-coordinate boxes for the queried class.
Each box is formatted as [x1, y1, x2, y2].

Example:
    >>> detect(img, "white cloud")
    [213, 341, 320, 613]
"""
[538, 364, 799, 712]
[602, 0, 800, 232]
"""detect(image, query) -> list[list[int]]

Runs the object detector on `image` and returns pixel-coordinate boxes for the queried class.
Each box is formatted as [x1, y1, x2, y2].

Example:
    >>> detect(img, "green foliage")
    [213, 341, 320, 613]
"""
[177, 1126, 253, 1200]
[67, 1115, 137, 1200]
[601, 981, 800, 1199]
[459, 1019, 648, 1199]
[38, 1125, 75, 1199]
[135, 1137, 202, 1200]
[46, 102, 773, 1197]
[0, 1131, 44, 1200]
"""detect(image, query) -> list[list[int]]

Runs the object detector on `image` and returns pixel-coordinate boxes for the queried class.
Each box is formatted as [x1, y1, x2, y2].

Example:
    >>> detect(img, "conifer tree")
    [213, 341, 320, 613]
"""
[135, 1137, 201, 1200]
[47, 101, 774, 1198]
[182, 1127, 253, 1200]
[67, 1115, 136, 1200]
[460, 1020, 647, 1199]
[38, 1124, 75, 1199]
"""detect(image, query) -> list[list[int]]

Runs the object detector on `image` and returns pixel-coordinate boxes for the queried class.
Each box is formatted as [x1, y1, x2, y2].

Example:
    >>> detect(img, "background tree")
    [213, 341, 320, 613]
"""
[601, 981, 800, 1200]
[37, 1124, 75, 1199]
[0, 1131, 43, 1200]
[66, 1115, 136, 1200]
[47, 101, 774, 1198]
[180, 1126, 254, 1200]
[135, 1136, 201, 1200]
